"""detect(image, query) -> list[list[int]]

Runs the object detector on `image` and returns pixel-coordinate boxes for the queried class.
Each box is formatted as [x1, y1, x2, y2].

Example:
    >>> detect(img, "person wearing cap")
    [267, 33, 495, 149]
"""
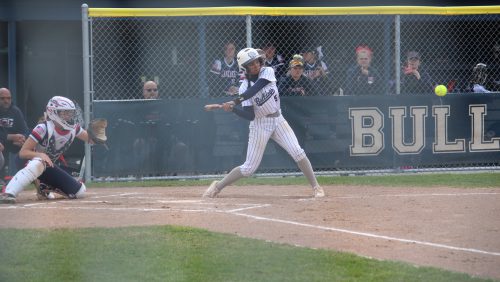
[302, 46, 330, 95]
[262, 42, 286, 80]
[401, 51, 435, 95]
[344, 45, 383, 96]
[278, 55, 315, 96]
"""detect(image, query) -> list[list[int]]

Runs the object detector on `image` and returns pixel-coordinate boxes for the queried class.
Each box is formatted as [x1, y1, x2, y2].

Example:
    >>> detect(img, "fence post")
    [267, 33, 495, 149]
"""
[395, 15, 401, 95]
[82, 4, 92, 182]
[246, 15, 252, 47]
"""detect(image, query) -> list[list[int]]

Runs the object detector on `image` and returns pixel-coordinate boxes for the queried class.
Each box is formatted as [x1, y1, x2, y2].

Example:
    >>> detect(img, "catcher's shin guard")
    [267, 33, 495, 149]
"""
[5, 158, 46, 197]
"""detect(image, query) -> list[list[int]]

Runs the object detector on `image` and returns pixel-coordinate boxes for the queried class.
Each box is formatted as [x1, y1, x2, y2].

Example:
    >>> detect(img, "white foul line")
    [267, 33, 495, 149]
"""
[336, 192, 500, 199]
[228, 211, 500, 257]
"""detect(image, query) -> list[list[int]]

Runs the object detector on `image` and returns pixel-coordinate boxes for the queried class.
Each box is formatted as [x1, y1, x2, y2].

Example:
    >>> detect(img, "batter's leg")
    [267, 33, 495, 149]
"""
[239, 118, 273, 177]
[203, 119, 272, 198]
[203, 167, 244, 198]
[272, 118, 325, 197]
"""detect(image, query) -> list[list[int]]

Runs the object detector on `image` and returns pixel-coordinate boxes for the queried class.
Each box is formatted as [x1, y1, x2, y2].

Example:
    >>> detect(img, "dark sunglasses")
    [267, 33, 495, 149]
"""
[0, 97, 12, 100]
[145, 88, 158, 92]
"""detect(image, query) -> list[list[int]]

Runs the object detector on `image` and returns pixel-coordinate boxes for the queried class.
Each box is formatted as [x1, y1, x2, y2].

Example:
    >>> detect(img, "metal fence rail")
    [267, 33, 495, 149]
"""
[82, 6, 500, 181]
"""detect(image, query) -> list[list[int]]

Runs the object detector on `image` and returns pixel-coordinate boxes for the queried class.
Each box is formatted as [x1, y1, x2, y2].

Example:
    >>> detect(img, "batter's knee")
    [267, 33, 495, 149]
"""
[239, 165, 257, 177]
[291, 149, 307, 162]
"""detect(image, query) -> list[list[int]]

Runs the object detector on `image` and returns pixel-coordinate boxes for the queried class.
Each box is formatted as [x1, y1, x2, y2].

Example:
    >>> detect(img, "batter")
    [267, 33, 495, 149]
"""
[203, 47, 325, 198]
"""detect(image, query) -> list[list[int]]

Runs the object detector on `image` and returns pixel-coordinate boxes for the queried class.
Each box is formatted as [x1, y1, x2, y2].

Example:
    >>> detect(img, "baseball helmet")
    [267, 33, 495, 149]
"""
[46, 96, 77, 130]
[237, 48, 264, 72]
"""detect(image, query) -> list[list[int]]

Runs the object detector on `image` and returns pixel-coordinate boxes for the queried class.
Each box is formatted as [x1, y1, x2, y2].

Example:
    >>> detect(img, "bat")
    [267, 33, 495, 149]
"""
[204, 104, 222, 111]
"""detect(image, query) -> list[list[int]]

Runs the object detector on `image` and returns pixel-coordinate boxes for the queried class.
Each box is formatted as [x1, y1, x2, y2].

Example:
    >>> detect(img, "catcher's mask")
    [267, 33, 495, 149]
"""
[472, 63, 488, 85]
[46, 96, 77, 131]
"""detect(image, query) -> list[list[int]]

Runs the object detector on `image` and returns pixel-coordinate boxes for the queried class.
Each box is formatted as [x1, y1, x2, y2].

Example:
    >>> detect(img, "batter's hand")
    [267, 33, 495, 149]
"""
[222, 101, 235, 112]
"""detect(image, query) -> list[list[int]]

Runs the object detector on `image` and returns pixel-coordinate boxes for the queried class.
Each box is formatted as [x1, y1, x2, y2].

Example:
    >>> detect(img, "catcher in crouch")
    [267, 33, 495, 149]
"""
[0, 96, 105, 204]
[203, 48, 325, 198]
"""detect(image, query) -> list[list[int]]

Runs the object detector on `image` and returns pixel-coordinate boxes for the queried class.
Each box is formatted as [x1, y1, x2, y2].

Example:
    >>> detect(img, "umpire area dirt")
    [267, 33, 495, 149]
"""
[1, 185, 499, 280]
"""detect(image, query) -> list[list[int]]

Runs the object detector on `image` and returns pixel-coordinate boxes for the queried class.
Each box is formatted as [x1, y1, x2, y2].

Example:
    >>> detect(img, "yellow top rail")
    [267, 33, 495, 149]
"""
[88, 6, 500, 17]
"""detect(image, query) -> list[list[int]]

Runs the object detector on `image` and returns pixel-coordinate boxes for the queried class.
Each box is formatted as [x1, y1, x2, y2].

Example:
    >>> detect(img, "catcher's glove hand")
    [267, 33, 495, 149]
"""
[88, 118, 108, 146]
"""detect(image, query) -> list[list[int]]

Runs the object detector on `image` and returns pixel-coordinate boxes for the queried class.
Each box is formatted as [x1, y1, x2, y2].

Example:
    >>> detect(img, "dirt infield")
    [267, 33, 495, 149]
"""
[1, 185, 499, 280]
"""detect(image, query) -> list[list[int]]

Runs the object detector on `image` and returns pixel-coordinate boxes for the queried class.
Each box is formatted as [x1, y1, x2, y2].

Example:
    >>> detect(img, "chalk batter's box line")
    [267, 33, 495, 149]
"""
[8, 202, 500, 258]
[2, 195, 499, 257]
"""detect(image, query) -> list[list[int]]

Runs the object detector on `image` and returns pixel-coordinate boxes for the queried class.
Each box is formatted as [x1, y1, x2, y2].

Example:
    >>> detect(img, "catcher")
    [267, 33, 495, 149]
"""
[0, 96, 107, 204]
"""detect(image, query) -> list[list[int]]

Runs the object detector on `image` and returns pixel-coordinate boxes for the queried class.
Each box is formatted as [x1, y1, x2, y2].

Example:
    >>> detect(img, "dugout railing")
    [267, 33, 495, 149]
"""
[82, 5, 500, 181]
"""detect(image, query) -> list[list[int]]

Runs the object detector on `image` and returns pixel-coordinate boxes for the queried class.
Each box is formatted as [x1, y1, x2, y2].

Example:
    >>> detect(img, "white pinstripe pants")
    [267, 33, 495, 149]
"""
[240, 115, 306, 176]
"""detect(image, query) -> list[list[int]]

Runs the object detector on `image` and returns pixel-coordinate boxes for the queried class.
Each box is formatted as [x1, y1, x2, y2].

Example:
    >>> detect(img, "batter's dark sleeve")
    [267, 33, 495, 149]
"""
[232, 105, 255, 121]
[233, 78, 270, 104]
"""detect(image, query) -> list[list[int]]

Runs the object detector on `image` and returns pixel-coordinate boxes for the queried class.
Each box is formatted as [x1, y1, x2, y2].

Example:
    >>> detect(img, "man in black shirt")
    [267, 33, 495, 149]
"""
[0, 88, 30, 175]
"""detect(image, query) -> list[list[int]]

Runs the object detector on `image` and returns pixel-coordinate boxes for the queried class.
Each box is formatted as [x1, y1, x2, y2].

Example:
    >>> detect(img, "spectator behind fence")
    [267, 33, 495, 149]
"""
[278, 54, 315, 96]
[486, 43, 500, 92]
[302, 46, 330, 95]
[0, 127, 6, 183]
[262, 42, 286, 80]
[0, 88, 29, 176]
[143, 80, 159, 99]
[344, 45, 383, 96]
[209, 41, 241, 97]
[470, 63, 491, 93]
[401, 51, 435, 95]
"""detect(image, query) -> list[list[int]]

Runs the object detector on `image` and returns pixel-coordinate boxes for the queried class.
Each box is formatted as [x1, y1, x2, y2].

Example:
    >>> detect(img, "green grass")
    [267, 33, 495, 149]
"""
[7, 173, 500, 281]
[87, 172, 500, 189]
[0, 226, 494, 282]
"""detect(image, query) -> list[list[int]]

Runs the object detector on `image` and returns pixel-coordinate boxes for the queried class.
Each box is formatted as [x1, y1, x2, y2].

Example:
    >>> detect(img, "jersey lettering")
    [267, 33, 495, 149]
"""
[255, 88, 276, 106]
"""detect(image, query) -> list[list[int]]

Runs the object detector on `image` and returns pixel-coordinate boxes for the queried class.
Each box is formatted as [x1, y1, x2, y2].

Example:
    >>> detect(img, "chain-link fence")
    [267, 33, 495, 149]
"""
[83, 6, 500, 180]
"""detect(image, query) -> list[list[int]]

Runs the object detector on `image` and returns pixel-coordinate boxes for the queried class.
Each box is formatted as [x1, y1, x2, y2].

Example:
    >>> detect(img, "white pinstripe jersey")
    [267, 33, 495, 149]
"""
[239, 66, 280, 118]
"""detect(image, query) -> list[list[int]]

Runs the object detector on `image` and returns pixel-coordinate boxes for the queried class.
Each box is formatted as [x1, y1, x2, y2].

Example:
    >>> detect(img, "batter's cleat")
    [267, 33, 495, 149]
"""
[313, 186, 325, 198]
[203, 181, 221, 198]
[0, 193, 16, 204]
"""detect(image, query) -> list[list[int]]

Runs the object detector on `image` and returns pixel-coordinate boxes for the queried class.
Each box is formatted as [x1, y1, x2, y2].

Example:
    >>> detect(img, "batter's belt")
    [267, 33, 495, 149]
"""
[265, 111, 281, 118]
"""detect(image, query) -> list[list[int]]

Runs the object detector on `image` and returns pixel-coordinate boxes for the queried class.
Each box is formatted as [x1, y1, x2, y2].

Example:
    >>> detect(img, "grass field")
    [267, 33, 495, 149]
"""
[1, 172, 498, 282]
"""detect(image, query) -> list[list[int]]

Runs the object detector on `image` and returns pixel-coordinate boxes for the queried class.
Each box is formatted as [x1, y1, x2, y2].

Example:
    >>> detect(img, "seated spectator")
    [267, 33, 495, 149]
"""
[486, 43, 500, 92]
[262, 42, 286, 80]
[278, 55, 315, 96]
[209, 41, 241, 97]
[401, 51, 435, 95]
[302, 46, 330, 95]
[143, 80, 159, 99]
[0, 127, 6, 184]
[470, 63, 491, 93]
[0, 88, 29, 176]
[344, 45, 383, 96]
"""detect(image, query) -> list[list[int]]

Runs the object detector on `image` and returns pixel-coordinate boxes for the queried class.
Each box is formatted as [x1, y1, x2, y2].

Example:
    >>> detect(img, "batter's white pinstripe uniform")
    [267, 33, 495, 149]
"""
[239, 66, 306, 176]
[203, 47, 324, 198]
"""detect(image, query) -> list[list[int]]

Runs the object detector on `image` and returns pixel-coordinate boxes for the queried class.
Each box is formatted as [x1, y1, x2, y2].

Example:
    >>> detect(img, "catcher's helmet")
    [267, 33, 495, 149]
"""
[237, 48, 264, 72]
[472, 63, 488, 85]
[46, 96, 77, 130]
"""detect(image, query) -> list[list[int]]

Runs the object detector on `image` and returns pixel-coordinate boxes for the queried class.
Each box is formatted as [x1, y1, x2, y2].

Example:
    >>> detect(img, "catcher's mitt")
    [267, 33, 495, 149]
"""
[88, 118, 108, 146]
